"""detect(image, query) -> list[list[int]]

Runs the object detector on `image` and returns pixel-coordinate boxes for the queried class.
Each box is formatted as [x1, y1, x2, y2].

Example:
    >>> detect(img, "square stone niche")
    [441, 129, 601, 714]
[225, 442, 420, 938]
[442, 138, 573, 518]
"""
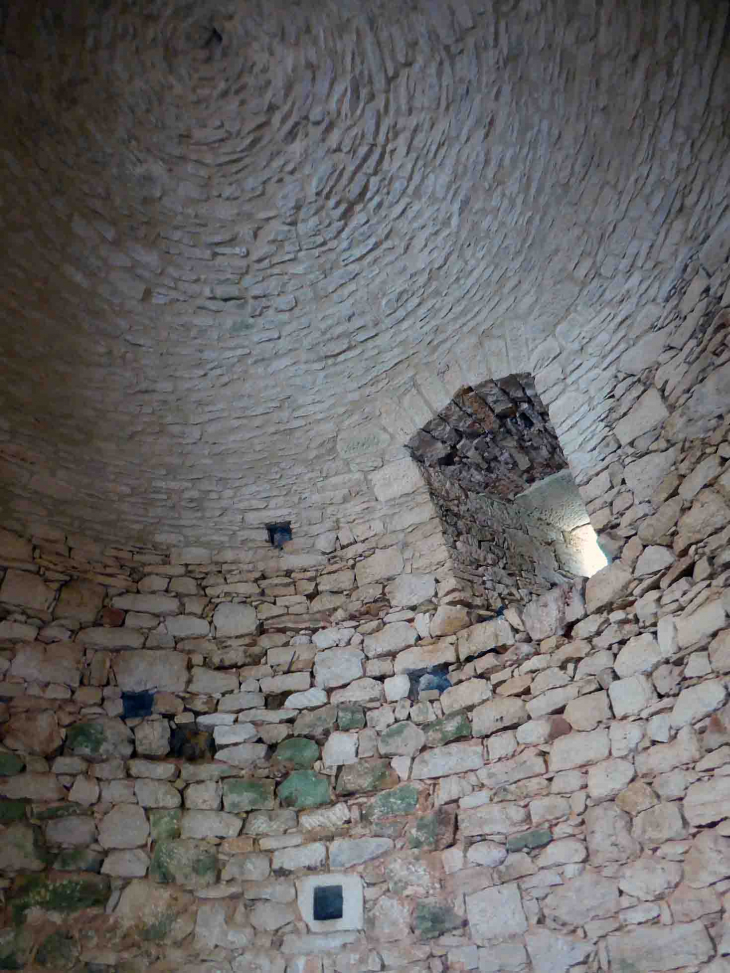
[297, 873, 363, 932]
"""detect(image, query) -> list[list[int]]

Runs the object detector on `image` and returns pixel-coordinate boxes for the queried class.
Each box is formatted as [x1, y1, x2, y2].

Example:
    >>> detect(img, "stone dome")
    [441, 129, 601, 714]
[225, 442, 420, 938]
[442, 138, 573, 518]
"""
[1, 0, 729, 549]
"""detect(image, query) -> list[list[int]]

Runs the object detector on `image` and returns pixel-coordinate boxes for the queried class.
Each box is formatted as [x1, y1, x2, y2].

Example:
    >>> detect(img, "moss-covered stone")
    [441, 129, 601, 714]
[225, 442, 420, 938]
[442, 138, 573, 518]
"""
[150, 839, 218, 889]
[365, 785, 420, 821]
[33, 802, 88, 820]
[278, 771, 330, 809]
[273, 737, 319, 769]
[9, 872, 110, 922]
[424, 712, 471, 747]
[337, 705, 365, 731]
[413, 899, 462, 939]
[54, 847, 104, 873]
[35, 931, 78, 971]
[0, 800, 28, 823]
[64, 718, 133, 762]
[0, 928, 27, 970]
[408, 807, 457, 851]
[506, 828, 552, 852]
[0, 753, 24, 777]
[149, 808, 182, 841]
[336, 759, 399, 796]
[222, 778, 275, 812]
[0, 823, 47, 873]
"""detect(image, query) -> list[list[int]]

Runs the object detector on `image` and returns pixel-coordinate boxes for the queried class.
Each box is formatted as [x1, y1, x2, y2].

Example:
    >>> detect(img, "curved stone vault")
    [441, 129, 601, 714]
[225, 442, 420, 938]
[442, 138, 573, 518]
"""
[0, 0, 728, 548]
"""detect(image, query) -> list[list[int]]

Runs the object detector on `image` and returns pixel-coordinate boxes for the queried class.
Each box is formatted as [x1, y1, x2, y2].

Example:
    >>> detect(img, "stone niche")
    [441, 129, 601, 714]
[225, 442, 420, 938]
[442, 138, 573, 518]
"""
[406, 373, 605, 607]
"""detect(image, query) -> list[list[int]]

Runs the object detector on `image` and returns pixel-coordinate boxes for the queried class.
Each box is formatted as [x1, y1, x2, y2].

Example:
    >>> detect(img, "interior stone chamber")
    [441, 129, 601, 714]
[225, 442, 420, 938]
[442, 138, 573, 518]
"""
[1, 2, 730, 972]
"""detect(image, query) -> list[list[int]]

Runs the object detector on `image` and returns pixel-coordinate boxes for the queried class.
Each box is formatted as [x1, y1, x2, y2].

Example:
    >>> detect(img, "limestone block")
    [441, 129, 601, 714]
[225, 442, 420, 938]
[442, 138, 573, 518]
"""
[3, 711, 62, 756]
[585, 804, 640, 865]
[45, 813, 96, 846]
[181, 810, 242, 839]
[675, 489, 730, 553]
[224, 780, 276, 813]
[607, 921, 713, 970]
[386, 574, 435, 607]
[608, 674, 657, 718]
[710, 629, 730, 672]
[638, 496, 683, 543]
[363, 622, 417, 659]
[216, 743, 268, 768]
[676, 598, 726, 648]
[371, 893, 412, 941]
[472, 697, 528, 737]
[0, 822, 46, 873]
[0, 528, 32, 562]
[102, 849, 149, 877]
[440, 678, 490, 714]
[525, 929, 592, 973]
[222, 853, 270, 882]
[323, 732, 358, 766]
[543, 869, 618, 927]
[459, 802, 528, 837]
[466, 883, 527, 944]
[615, 388, 669, 445]
[586, 758, 635, 801]
[668, 884, 721, 922]
[272, 843, 326, 872]
[0, 772, 63, 801]
[213, 724, 257, 746]
[65, 718, 134, 762]
[189, 666, 238, 694]
[632, 802, 686, 845]
[684, 828, 730, 888]
[355, 548, 404, 586]
[614, 633, 666, 678]
[624, 448, 678, 501]
[684, 777, 730, 826]
[150, 838, 218, 889]
[285, 688, 328, 709]
[585, 562, 632, 613]
[411, 740, 484, 779]
[76, 627, 145, 649]
[68, 775, 100, 806]
[99, 804, 149, 849]
[384, 673, 410, 701]
[670, 679, 726, 729]
[457, 618, 513, 662]
[526, 684, 581, 719]
[430, 604, 470, 636]
[166, 615, 209, 637]
[535, 838, 586, 868]
[134, 719, 170, 757]
[184, 780, 221, 810]
[330, 837, 393, 868]
[378, 721, 425, 758]
[619, 858, 683, 901]
[54, 579, 105, 624]
[260, 672, 310, 694]
[0, 569, 54, 611]
[317, 570, 355, 593]
[634, 545, 676, 576]
[10, 641, 83, 686]
[548, 729, 610, 771]
[135, 779, 181, 809]
[314, 647, 364, 688]
[112, 593, 179, 614]
[478, 750, 545, 790]
[635, 725, 701, 775]
[616, 781, 659, 816]
[521, 587, 567, 640]
[563, 691, 611, 731]
[212, 603, 258, 636]
[394, 640, 456, 672]
[299, 803, 350, 832]
[330, 678, 383, 705]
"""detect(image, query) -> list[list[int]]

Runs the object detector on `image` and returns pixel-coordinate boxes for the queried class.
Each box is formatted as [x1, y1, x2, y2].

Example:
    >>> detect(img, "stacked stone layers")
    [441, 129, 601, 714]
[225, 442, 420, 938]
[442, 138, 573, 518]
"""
[0, 249, 730, 970]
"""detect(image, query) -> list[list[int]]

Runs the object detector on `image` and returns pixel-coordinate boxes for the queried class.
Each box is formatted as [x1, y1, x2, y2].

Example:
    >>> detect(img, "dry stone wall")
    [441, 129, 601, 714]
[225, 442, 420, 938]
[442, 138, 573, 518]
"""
[0, 255, 730, 971]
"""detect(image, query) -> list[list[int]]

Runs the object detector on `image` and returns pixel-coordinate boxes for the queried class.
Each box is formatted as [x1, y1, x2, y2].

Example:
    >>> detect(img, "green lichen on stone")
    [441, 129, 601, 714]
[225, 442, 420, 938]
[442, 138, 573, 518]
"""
[222, 778, 275, 812]
[506, 828, 552, 852]
[139, 912, 175, 942]
[365, 785, 419, 821]
[0, 928, 26, 970]
[278, 770, 330, 809]
[413, 899, 462, 939]
[33, 802, 88, 820]
[408, 807, 456, 851]
[0, 753, 24, 777]
[424, 712, 471, 747]
[54, 847, 104, 873]
[10, 872, 110, 923]
[64, 722, 105, 756]
[336, 759, 398, 796]
[150, 840, 218, 889]
[337, 705, 365, 731]
[0, 800, 28, 823]
[35, 931, 78, 970]
[149, 808, 182, 841]
[273, 737, 319, 769]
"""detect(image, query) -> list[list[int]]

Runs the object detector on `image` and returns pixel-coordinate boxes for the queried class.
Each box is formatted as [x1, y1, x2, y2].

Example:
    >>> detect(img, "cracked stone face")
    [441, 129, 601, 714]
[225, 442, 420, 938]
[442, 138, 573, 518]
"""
[0, 1, 728, 547]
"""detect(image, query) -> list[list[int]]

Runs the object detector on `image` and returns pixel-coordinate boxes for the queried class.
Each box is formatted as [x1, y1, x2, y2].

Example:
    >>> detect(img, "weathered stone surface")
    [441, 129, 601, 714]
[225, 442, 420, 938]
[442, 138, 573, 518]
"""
[684, 828, 730, 887]
[0, 822, 46, 872]
[221, 779, 275, 815]
[634, 544, 676, 576]
[525, 929, 593, 973]
[619, 858, 682, 900]
[134, 719, 171, 757]
[378, 721, 425, 757]
[150, 839, 218, 888]
[102, 848, 149, 878]
[670, 679, 726, 728]
[624, 448, 678, 500]
[336, 759, 398, 795]
[676, 489, 730, 552]
[10, 872, 111, 921]
[586, 758, 634, 801]
[472, 697, 528, 737]
[636, 725, 701, 775]
[0, 569, 54, 611]
[585, 562, 632, 613]
[457, 619, 514, 661]
[330, 837, 393, 868]
[543, 869, 618, 926]
[286, 688, 329, 709]
[216, 743, 268, 767]
[99, 804, 149, 849]
[614, 632, 666, 678]
[386, 574, 436, 607]
[45, 814, 96, 846]
[355, 548, 404, 585]
[10, 641, 83, 686]
[677, 598, 726, 649]
[710, 629, 730, 672]
[521, 587, 566, 640]
[394, 640, 457, 672]
[668, 883, 721, 922]
[272, 843, 326, 873]
[548, 729, 609, 771]
[330, 678, 383, 705]
[112, 649, 188, 692]
[412, 740, 484, 779]
[299, 802, 350, 831]
[440, 678, 490, 714]
[0, 773, 63, 801]
[365, 785, 420, 821]
[460, 802, 528, 837]
[414, 898, 462, 939]
[313, 647, 364, 688]
[430, 604, 470, 636]
[478, 750, 545, 789]
[563, 691, 611, 731]
[181, 809, 241, 839]
[585, 804, 640, 864]
[65, 718, 134, 762]
[274, 737, 320, 770]
[363, 622, 417, 658]
[615, 388, 668, 445]
[278, 771, 330, 809]
[609, 673, 657, 718]
[3, 711, 63, 756]
[607, 921, 713, 971]
[632, 802, 686, 845]
[135, 779, 181, 808]
[684, 776, 730, 826]
[213, 603, 257, 636]
[54, 579, 105, 623]
[466, 883, 527, 944]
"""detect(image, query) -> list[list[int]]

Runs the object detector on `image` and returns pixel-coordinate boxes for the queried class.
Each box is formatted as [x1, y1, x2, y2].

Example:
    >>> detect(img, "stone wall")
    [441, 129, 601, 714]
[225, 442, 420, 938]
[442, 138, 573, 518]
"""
[407, 376, 586, 607]
[1, 254, 730, 971]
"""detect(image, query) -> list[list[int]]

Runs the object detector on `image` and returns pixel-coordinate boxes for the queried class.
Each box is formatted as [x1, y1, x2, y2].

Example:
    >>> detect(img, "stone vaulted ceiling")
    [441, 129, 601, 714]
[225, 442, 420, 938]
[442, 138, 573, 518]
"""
[0, 0, 728, 548]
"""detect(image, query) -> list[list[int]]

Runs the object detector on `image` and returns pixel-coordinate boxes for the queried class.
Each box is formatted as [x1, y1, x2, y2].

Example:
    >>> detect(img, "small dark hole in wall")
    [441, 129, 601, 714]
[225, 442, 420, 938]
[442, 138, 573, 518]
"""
[170, 727, 215, 762]
[313, 885, 344, 921]
[122, 691, 155, 719]
[204, 26, 222, 47]
[266, 522, 292, 549]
